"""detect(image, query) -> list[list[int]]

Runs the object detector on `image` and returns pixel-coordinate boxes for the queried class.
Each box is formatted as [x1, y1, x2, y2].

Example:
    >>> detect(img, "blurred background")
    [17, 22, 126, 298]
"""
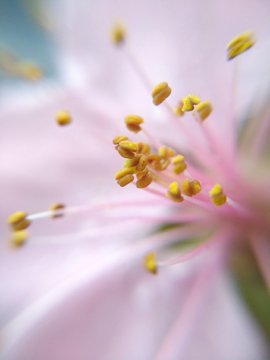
[0, 0, 55, 87]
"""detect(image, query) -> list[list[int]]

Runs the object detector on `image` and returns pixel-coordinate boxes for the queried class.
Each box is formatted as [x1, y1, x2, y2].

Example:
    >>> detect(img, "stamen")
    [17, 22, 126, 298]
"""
[124, 115, 144, 133]
[144, 252, 157, 274]
[227, 30, 255, 60]
[115, 168, 134, 180]
[194, 101, 213, 122]
[7, 211, 31, 231]
[55, 110, 72, 126]
[172, 155, 187, 174]
[136, 174, 153, 188]
[118, 140, 138, 152]
[111, 22, 126, 45]
[113, 135, 129, 145]
[50, 203, 65, 218]
[166, 182, 184, 203]
[136, 168, 149, 180]
[182, 179, 202, 197]
[182, 94, 201, 112]
[116, 144, 135, 159]
[117, 174, 135, 187]
[152, 82, 172, 105]
[209, 184, 227, 207]
[11, 230, 28, 247]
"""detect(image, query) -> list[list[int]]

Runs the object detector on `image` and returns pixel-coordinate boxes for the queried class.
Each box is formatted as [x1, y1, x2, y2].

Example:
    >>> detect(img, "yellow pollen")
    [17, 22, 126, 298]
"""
[50, 203, 65, 218]
[117, 174, 135, 187]
[147, 154, 162, 162]
[55, 110, 72, 126]
[119, 140, 138, 152]
[210, 184, 227, 207]
[188, 94, 201, 105]
[111, 22, 126, 45]
[182, 94, 201, 112]
[209, 184, 223, 196]
[166, 182, 184, 203]
[152, 82, 172, 105]
[116, 145, 135, 159]
[227, 30, 255, 60]
[115, 168, 134, 180]
[136, 155, 148, 172]
[141, 143, 151, 155]
[124, 115, 144, 133]
[113, 135, 129, 145]
[158, 146, 176, 158]
[7, 211, 31, 231]
[154, 158, 170, 171]
[136, 174, 153, 188]
[172, 155, 185, 165]
[211, 194, 227, 207]
[195, 101, 213, 121]
[127, 154, 142, 168]
[172, 155, 187, 174]
[137, 168, 149, 180]
[11, 230, 28, 247]
[144, 252, 157, 274]
[182, 179, 202, 197]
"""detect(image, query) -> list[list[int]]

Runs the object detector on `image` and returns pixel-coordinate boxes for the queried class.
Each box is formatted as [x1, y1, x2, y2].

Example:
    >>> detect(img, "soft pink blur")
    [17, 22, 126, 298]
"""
[1, 0, 270, 359]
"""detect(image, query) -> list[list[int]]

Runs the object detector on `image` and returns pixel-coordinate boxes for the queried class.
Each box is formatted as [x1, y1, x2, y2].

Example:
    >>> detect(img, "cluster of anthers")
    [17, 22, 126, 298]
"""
[7, 27, 257, 277]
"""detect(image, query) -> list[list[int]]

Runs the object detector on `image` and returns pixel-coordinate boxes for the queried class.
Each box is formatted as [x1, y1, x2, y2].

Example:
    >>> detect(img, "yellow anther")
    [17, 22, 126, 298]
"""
[196, 101, 213, 121]
[190, 180, 202, 195]
[11, 230, 28, 247]
[119, 140, 138, 152]
[166, 182, 184, 203]
[136, 174, 153, 188]
[211, 194, 227, 207]
[50, 203, 65, 218]
[182, 179, 202, 197]
[111, 22, 126, 45]
[209, 184, 223, 196]
[182, 97, 194, 111]
[182, 94, 201, 112]
[116, 146, 135, 159]
[128, 154, 142, 168]
[124, 115, 144, 133]
[158, 146, 176, 158]
[210, 184, 227, 207]
[115, 168, 134, 180]
[172, 155, 185, 165]
[152, 82, 172, 105]
[188, 94, 201, 105]
[55, 110, 72, 126]
[154, 158, 170, 171]
[141, 143, 151, 155]
[172, 154, 187, 174]
[7, 211, 30, 231]
[144, 252, 157, 274]
[136, 155, 148, 172]
[169, 182, 180, 196]
[174, 163, 187, 174]
[147, 154, 162, 162]
[117, 174, 134, 187]
[113, 135, 129, 145]
[227, 30, 255, 60]
[137, 168, 149, 180]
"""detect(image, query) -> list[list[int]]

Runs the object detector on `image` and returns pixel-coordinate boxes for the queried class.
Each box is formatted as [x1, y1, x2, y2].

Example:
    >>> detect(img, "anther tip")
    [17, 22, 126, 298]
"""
[55, 110, 72, 126]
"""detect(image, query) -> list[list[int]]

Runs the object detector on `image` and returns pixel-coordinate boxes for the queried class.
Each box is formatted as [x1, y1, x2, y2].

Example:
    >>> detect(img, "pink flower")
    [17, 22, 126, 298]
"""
[1, 0, 270, 359]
